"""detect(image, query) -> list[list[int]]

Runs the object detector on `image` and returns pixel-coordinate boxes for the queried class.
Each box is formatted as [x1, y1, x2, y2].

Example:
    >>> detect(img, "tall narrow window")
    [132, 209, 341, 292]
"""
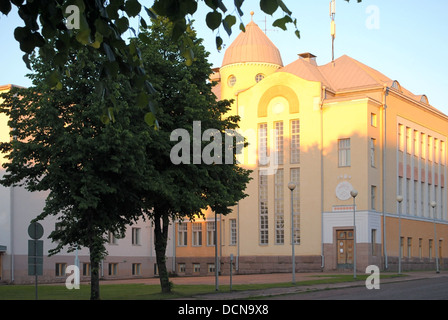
[207, 221, 216, 246]
[192, 223, 202, 246]
[258, 123, 268, 166]
[259, 170, 269, 245]
[406, 127, 412, 154]
[398, 124, 404, 152]
[178, 223, 188, 246]
[421, 133, 426, 159]
[419, 238, 423, 259]
[274, 169, 284, 245]
[290, 168, 300, 244]
[132, 227, 141, 245]
[274, 122, 284, 165]
[370, 138, 376, 167]
[429, 239, 433, 259]
[406, 179, 410, 214]
[338, 139, 351, 167]
[398, 177, 403, 214]
[371, 229, 377, 256]
[290, 119, 300, 164]
[371, 185, 377, 210]
[229, 219, 237, 246]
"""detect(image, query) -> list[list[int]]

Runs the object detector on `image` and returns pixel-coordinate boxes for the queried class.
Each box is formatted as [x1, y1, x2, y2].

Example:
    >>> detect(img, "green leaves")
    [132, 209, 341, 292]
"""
[272, 15, 293, 31]
[260, 0, 278, 15]
[206, 10, 222, 30]
[124, 0, 141, 17]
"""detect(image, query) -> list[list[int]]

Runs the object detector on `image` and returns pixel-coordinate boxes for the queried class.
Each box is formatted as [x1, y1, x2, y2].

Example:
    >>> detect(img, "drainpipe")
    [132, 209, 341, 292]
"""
[235, 91, 241, 271]
[320, 85, 327, 270]
[382, 86, 390, 270]
[10, 186, 14, 283]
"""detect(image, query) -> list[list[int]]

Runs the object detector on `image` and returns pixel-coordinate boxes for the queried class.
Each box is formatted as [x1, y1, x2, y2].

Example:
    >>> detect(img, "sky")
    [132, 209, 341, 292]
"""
[1, 0, 447, 114]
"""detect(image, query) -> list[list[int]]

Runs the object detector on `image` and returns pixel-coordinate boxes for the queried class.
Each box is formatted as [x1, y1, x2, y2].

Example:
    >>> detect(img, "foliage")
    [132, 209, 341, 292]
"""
[0, 49, 154, 299]
[1, 0, 361, 124]
[135, 17, 252, 293]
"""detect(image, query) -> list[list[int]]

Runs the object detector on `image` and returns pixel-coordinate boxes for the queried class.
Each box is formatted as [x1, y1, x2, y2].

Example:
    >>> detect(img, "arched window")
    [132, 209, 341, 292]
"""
[420, 95, 429, 104]
[392, 80, 402, 92]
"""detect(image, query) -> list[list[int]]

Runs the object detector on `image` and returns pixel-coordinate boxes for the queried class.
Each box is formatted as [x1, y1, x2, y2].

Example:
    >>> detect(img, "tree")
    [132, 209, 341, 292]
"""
[135, 17, 251, 293]
[1, 0, 361, 124]
[0, 49, 154, 300]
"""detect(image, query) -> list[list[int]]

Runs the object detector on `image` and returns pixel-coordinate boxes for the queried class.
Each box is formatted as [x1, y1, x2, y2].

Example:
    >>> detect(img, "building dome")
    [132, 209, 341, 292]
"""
[222, 19, 283, 67]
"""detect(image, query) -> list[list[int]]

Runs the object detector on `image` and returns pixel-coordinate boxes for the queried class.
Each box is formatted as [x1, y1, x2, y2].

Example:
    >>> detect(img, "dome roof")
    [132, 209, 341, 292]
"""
[222, 19, 283, 67]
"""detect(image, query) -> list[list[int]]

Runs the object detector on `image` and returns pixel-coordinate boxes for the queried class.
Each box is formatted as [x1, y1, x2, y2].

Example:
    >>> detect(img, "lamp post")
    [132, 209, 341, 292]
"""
[350, 189, 358, 279]
[430, 201, 440, 274]
[288, 182, 297, 284]
[396, 195, 403, 274]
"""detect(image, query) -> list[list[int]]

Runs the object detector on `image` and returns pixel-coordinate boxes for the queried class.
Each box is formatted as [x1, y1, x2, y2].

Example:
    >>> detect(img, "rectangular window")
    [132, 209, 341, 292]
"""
[258, 123, 268, 166]
[108, 232, 119, 245]
[400, 237, 404, 258]
[259, 170, 269, 245]
[407, 237, 412, 258]
[193, 263, 201, 273]
[370, 138, 376, 167]
[398, 177, 403, 214]
[132, 263, 141, 276]
[178, 263, 186, 273]
[371, 229, 377, 256]
[290, 119, 300, 164]
[421, 133, 426, 159]
[83, 263, 91, 276]
[414, 130, 419, 157]
[132, 227, 141, 245]
[207, 221, 215, 246]
[398, 124, 405, 152]
[274, 169, 284, 245]
[338, 139, 351, 167]
[108, 263, 118, 276]
[290, 168, 300, 244]
[371, 185, 377, 210]
[419, 238, 423, 259]
[274, 121, 284, 165]
[406, 127, 412, 154]
[406, 179, 410, 214]
[371, 113, 377, 127]
[229, 219, 237, 246]
[178, 223, 188, 246]
[429, 239, 433, 259]
[55, 263, 67, 277]
[441, 141, 445, 166]
[192, 223, 202, 246]
[208, 264, 215, 273]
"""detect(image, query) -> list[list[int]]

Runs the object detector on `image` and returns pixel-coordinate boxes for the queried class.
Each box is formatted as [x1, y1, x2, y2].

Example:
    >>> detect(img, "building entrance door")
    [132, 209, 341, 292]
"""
[337, 230, 354, 269]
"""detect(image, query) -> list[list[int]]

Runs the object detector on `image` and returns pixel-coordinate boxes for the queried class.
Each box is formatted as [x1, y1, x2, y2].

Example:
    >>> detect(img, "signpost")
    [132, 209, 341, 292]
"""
[28, 222, 44, 300]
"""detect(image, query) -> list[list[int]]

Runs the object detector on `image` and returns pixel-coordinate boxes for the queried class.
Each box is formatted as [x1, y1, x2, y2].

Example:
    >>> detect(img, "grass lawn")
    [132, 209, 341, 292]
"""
[0, 273, 405, 300]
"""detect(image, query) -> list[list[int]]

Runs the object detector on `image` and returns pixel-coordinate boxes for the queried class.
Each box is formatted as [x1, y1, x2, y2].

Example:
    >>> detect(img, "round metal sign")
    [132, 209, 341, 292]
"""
[28, 222, 44, 240]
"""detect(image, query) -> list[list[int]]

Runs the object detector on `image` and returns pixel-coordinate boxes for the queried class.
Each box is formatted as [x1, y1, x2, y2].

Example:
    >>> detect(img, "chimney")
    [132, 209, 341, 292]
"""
[298, 53, 317, 66]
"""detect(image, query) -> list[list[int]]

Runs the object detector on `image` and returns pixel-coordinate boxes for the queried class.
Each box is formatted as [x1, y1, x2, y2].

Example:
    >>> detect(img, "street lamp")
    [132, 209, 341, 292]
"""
[396, 195, 404, 274]
[430, 201, 440, 274]
[350, 189, 358, 279]
[288, 182, 297, 284]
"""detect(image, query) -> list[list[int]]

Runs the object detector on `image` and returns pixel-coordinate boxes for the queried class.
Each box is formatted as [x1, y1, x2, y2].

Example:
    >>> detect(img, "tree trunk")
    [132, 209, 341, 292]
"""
[89, 237, 102, 300]
[154, 211, 171, 293]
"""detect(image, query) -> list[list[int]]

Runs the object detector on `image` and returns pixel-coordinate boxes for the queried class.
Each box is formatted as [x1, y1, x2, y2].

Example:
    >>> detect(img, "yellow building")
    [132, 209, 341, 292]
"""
[174, 18, 448, 275]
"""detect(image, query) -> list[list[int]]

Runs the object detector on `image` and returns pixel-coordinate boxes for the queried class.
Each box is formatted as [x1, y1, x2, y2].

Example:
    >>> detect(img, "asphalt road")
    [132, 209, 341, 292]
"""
[268, 276, 448, 300]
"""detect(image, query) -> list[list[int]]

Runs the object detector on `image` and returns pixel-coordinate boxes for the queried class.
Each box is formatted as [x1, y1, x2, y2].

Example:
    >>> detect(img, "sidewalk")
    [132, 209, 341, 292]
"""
[99, 270, 446, 300]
